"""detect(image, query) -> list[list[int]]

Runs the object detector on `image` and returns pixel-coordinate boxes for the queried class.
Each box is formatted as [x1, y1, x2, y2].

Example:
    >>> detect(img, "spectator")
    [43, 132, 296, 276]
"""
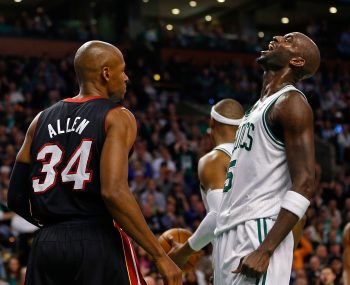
[319, 266, 337, 285]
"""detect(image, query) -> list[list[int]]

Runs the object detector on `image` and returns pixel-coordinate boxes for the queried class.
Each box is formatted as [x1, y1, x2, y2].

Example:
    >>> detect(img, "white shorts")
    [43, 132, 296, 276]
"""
[213, 218, 293, 285]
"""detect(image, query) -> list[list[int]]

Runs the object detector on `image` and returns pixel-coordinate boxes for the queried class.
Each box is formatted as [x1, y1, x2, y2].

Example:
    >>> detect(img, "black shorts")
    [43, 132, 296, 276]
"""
[25, 219, 146, 285]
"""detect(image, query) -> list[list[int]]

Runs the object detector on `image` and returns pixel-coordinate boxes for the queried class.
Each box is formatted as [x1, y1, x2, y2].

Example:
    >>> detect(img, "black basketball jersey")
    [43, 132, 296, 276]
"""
[29, 96, 121, 224]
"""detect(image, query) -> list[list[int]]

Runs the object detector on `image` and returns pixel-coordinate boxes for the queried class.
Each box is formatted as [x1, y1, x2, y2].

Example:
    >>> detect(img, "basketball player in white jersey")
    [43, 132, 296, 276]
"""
[214, 32, 320, 284]
[166, 99, 306, 272]
[167, 99, 244, 268]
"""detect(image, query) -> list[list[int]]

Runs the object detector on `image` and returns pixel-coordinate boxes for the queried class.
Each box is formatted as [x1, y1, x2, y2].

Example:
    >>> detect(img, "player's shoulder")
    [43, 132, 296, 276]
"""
[199, 149, 230, 170]
[105, 106, 136, 131]
[273, 89, 313, 125]
[275, 88, 311, 112]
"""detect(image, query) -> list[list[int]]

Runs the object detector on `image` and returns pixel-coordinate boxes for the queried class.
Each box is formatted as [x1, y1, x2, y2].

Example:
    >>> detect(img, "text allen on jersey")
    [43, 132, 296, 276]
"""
[47, 117, 90, 138]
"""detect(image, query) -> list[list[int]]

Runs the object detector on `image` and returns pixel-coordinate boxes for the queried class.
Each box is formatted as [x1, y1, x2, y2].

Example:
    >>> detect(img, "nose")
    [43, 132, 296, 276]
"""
[124, 73, 129, 82]
[273, 36, 282, 42]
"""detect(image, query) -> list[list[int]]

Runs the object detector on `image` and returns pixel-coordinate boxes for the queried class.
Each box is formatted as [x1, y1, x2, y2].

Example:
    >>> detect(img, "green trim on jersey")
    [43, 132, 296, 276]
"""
[262, 98, 285, 148]
[214, 147, 232, 157]
[256, 218, 268, 285]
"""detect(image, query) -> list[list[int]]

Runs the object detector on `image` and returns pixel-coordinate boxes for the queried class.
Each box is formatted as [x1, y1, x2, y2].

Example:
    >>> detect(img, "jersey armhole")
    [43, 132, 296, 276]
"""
[262, 98, 285, 148]
[103, 106, 123, 135]
[30, 112, 43, 156]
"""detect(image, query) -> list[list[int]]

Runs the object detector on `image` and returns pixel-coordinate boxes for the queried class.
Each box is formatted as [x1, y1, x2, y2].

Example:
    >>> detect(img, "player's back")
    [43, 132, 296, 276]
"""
[30, 96, 120, 224]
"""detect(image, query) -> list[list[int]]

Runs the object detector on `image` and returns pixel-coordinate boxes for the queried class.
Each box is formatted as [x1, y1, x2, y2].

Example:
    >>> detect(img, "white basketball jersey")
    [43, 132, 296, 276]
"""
[200, 143, 234, 212]
[215, 85, 307, 235]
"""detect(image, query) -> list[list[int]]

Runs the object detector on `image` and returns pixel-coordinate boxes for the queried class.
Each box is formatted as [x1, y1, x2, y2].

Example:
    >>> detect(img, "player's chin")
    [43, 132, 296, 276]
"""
[256, 50, 273, 64]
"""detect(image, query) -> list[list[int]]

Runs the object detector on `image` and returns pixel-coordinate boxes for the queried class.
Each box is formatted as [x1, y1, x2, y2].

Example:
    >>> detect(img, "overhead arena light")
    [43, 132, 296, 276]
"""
[329, 7, 337, 14]
[166, 24, 173, 31]
[217, 0, 225, 3]
[142, 0, 149, 2]
[153, 74, 161, 81]
[14, 0, 22, 2]
[205, 15, 212, 22]
[281, 17, 289, 24]
[189, 1, 197, 7]
[172, 8, 180, 15]
[258, 31, 265, 38]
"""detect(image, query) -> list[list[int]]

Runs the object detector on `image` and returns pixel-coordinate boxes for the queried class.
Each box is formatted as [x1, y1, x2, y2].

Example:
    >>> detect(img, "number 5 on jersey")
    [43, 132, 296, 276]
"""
[223, 159, 236, 193]
[32, 139, 93, 193]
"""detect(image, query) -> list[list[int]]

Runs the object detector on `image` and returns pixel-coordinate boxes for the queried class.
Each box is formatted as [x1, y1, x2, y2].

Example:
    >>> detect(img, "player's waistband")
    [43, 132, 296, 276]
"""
[41, 215, 114, 227]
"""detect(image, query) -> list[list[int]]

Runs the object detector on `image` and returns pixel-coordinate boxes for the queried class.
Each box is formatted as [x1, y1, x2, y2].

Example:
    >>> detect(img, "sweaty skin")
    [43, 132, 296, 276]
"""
[15, 41, 182, 285]
[233, 32, 319, 279]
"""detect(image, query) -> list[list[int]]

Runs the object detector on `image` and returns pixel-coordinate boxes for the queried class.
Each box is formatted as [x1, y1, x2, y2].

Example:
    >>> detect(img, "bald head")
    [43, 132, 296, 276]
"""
[291, 32, 320, 80]
[212, 99, 244, 123]
[74, 40, 123, 84]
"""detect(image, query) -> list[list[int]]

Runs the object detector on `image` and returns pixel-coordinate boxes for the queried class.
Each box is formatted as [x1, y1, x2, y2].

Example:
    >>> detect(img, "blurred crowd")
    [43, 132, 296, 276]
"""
[141, 21, 350, 61]
[1, 5, 350, 58]
[0, 10, 350, 285]
[0, 7, 99, 41]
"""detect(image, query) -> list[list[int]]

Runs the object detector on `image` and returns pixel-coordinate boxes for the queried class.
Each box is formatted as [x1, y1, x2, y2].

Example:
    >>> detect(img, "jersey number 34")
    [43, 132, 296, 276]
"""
[32, 139, 93, 194]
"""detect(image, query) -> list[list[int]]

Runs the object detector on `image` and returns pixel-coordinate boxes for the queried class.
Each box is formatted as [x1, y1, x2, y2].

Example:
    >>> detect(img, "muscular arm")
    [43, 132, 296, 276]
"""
[101, 108, 166, 258]
[260, 92, 315, 256]
[198, 151, 230, 191]
[343, 223, 350, 285]
[8, 113, 41, 226]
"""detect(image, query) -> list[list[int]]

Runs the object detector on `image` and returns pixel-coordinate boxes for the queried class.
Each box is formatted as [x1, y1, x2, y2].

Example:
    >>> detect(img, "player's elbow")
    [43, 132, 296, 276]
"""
[297, 177, 315, 200]
[101, 183, 130, 208]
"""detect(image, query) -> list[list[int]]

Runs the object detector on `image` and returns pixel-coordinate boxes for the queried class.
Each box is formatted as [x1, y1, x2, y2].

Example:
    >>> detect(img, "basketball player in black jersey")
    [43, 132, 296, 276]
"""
[8, 41, 182, 285]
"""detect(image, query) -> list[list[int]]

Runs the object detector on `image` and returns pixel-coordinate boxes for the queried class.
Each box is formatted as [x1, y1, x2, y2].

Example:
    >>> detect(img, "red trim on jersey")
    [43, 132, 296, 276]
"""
[63, 95, 106, 103]
[114, 223, 146, 285]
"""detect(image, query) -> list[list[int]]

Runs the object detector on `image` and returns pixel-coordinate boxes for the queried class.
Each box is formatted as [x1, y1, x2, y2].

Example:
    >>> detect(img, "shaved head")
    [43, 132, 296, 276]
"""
[74, 40, 123, 84]
[213, 99, 244, 121]
[257, 32, 320, 82]
[290, 32, 320, 80]
[74, 40, 128, 100]
[210, 98, 243, 145]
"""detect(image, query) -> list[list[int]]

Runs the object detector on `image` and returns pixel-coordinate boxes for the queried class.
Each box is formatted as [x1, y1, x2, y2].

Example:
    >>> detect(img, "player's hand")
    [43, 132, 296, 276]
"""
[154, 253, 183, 285]
[165, 235, 188, 269]
[232, 248, 270, 278]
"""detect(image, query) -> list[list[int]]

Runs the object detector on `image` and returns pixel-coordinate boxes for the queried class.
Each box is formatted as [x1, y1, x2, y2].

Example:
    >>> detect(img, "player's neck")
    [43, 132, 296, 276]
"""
[78, 83, 108, 99]
[260, 69, 296, 99]
[214, 135, 234, 147]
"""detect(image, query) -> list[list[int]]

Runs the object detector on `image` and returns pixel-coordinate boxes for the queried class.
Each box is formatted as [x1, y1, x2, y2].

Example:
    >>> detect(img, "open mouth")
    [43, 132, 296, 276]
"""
[268, 41, 276, 50]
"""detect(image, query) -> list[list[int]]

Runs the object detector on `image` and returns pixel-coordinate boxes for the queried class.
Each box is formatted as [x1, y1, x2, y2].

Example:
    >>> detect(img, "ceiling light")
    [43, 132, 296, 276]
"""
[153, 74, 161, 81]
[14, 0, 22, 2]
[281, 17, 289, 24]
[172, 8, 180, 15]
[329, 7, 337, 14]
[258, 31, 264, 38]
[166, 24, 173, 31]
[205, 15, 212, 22]
[217, 0, 225, 3]
[142, 0, 149, 2]
[189, 1, 197, 7]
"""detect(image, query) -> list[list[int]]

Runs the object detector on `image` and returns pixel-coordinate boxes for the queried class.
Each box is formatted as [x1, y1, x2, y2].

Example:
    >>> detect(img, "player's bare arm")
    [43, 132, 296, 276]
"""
[168, 151, 229, 267]
[233, 91, 315, 278]
[101, 107, 182, 285]
[292, 215, 307, 249]
[8, 113, 42, 226]
[343, 223, 350, 285]
[198, 151, 231, 192]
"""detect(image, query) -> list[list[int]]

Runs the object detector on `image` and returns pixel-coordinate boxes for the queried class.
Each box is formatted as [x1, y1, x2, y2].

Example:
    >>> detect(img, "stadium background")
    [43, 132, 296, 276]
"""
[0, 0, 349, 284]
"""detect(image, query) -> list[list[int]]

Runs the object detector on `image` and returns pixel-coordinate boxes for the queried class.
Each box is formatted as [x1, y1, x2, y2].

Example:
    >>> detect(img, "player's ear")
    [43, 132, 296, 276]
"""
[102, 66, 110, 82]
[289, 56, 305, 68]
